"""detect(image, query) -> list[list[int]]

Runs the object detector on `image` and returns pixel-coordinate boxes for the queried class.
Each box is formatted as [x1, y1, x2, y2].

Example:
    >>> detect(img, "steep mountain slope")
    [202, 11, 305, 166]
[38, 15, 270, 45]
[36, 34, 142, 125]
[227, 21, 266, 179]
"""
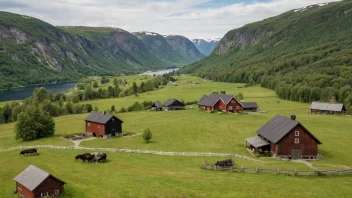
[164, 35, 204, 63]
[181, 1, 352, 108]
[192, 38, 220, 56]
[0, 11, 168, 89]
[132, 31, 196, 66]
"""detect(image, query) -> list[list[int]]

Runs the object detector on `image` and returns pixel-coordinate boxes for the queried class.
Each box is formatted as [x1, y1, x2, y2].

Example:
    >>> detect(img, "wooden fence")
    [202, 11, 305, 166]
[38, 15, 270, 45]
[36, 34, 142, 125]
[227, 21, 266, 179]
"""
[202, 161, 352, 176]
[0, 145, 261, 162]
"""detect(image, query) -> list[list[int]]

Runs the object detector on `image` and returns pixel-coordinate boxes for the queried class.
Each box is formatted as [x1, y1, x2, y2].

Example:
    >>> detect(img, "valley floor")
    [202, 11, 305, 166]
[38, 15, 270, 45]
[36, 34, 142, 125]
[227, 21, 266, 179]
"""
[0, 75, 352, 197]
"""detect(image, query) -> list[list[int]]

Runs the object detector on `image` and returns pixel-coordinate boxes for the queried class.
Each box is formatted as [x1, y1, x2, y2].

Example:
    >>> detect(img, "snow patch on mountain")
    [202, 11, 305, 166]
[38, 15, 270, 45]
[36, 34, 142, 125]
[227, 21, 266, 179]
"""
[294, 3, 329, 13]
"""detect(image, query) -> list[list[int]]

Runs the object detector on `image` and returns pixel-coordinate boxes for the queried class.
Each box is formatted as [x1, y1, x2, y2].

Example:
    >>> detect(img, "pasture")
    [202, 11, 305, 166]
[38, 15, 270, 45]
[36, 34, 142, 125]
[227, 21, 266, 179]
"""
[1, 75, 352, 197]
[0, 149, 352, 198]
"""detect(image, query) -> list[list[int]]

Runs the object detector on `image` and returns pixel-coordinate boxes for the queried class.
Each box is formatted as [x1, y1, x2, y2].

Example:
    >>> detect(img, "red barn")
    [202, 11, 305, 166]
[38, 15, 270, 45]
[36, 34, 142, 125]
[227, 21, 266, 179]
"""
[245, 115, 322, 159]
[198, 92, 243, 113]
[84, 112, 123, 137]
[14, 165, 66, 198]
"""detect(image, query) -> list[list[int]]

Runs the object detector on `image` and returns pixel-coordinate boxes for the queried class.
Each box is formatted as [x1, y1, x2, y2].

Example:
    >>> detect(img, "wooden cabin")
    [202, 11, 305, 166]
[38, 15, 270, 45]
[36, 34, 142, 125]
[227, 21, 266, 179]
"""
[310, 102, 346, 114]
[242, 102, 258, 112]
[84, 111, 123, 137]
[246, 115, 322, 159]
[198, 92, 243, 113]
[163, 99, 185, 110]
[151, 101, 163, 111]
[14, 165, 66, 198]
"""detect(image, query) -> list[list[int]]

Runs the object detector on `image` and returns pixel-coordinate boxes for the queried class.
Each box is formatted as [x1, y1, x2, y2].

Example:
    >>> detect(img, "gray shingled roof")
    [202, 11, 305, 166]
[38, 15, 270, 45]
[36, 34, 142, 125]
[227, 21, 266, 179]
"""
[163, 99, 184, 107]
[310, 102, 345, 112]
[14, 165, 65, 191]
[84, 112, 123, 124]
[257, 115, 321, 144]
[198, 93, 240, 107]
[152, 101, 162, 108]
[242, 102, 258, 109]
[246, 136, 270, 148]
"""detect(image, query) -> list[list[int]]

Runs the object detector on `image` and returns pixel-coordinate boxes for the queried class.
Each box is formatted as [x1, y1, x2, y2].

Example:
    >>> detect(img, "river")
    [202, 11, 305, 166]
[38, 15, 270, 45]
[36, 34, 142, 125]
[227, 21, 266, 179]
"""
[139, 68, 179, 76]
[0, 83, 76, 102]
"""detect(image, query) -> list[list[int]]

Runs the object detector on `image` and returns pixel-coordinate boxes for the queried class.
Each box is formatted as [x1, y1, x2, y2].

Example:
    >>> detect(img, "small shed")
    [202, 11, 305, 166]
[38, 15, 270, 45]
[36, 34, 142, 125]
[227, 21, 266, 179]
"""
[84, 111, 123, 137]
[151, 101, 163, 111]
[310, 102, 346, 114]
[14, 165, 66, 198]
[241, 102, 258, 112]
[163, 99, 185, 110]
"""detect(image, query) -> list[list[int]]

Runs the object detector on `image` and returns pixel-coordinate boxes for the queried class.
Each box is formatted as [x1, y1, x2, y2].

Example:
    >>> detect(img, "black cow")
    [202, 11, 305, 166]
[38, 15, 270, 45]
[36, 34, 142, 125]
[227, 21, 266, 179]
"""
[215, 159, 233, 167]
[75, 153, 94, 162]
[91, 152, 107, 162]
[20, 148, 38, 156]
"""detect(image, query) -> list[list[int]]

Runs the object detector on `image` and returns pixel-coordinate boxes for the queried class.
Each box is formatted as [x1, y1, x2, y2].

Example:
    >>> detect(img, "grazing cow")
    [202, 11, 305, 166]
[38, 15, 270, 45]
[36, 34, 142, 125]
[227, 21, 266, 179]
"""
[215, 159, 233, 167]
[91, 152, 107, 162]
[20, 148, 38, 156]
[75, 153, 94, 162]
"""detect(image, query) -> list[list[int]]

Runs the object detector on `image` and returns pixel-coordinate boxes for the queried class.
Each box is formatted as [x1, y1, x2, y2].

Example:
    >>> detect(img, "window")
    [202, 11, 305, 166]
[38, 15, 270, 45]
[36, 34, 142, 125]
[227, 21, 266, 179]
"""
[236, 106, 240, 110]
[41, 192, 48, 197]
[231, 100, 235, 104]
[295, 131, 299, 136]
[228, 106, 233, 110]
[87, 123, 90, 127]
[294, 138, 299, 144]
[55, 190, 60, 195]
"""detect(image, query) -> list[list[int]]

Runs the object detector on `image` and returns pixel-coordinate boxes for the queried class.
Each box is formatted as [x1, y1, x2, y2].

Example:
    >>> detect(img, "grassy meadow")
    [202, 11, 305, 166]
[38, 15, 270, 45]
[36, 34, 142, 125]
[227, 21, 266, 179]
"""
[0, 75, 352, 197]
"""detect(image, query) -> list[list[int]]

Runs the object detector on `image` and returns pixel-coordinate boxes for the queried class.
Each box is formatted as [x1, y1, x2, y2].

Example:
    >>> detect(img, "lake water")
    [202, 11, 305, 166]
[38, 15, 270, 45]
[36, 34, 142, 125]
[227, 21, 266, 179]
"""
[0, 82, 76, 102]
[139, 68, 179, 76]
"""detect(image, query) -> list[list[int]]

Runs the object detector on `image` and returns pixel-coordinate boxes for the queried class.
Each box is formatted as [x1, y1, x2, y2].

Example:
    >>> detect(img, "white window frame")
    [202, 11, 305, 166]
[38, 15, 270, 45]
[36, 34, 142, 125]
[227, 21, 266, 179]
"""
[228, 106, 233, 110]
[294, 138, 299, 144]
[87, 123, 90, 127]
[41, 192, 48, 197]
[236, 106, 240, 110]
[295, 131, 299, 136]
[231, 100, 235, 104]
[55, 189, 60, 195]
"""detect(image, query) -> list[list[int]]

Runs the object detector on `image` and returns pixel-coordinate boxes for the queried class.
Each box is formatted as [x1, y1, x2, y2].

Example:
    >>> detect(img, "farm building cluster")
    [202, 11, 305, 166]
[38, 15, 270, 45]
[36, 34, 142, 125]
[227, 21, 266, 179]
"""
[198, 92, 258, 113]
[151, 99, 185, 111]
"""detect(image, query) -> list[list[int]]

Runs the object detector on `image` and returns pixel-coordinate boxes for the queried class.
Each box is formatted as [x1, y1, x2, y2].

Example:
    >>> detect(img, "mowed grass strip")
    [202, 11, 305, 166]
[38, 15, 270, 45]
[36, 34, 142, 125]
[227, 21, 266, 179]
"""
[0, 149, 351, 198]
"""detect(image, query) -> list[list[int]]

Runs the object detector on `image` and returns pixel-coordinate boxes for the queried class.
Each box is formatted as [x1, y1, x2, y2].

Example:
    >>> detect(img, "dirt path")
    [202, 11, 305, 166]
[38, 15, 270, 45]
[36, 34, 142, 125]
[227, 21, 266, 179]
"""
[60, 137, 96, 147]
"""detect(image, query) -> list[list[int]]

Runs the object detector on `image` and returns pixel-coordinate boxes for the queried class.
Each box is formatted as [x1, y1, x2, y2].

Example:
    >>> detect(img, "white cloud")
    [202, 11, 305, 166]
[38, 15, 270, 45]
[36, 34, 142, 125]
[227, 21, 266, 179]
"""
[0, 0, 341, 39]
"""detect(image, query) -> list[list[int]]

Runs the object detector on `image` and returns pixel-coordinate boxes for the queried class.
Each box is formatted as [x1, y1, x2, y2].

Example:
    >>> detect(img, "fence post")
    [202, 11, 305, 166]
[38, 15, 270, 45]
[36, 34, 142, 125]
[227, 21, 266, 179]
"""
[294, 169, 297, 176]
[256, 168, 258, 173]
[277, 168, 280, 174]
[215, 166, 217, 171]
[241, 166, 243, 172]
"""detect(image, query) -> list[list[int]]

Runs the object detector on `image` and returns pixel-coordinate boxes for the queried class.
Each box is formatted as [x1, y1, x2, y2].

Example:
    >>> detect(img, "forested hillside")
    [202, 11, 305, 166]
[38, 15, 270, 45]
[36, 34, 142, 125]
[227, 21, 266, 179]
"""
[132, 31, 204, 66]
[0, 12, 202, 89]
[181, 1, 352, 112]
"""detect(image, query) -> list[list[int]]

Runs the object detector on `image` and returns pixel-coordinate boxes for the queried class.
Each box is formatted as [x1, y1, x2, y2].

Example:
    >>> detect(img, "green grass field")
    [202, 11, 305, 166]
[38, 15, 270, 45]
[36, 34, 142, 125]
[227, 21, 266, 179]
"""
[0, 149, 351, 198]
[1, 75, 352, 197]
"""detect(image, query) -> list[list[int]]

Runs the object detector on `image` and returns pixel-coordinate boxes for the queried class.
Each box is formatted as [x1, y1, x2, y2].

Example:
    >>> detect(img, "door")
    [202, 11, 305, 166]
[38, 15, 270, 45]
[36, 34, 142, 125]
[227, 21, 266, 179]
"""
[111, 129, 116, 137]
[291, 149, 302, 159]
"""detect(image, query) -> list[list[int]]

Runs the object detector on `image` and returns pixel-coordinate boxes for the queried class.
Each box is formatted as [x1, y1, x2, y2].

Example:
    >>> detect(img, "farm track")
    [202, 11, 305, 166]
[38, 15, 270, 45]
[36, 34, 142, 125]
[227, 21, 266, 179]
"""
[0, 144, 263, 162]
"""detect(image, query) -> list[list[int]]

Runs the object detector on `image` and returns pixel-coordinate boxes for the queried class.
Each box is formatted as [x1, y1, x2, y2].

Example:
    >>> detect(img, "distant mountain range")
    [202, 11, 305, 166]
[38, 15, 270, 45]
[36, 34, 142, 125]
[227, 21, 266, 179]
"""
[192, 38, 221, 56]
[0, 12, 203, 89]
[181, 1, 352, 107]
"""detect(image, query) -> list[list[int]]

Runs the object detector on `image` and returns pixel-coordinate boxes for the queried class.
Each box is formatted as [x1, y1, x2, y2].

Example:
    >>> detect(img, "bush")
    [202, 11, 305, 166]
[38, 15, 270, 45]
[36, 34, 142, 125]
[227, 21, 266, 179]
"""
[119, 107, 127, 113]
[93, 81, 99, 88]
[185, 101, 198, 105]
[111, 105, 116, 112]
[15, 108, 55, 141]
[142, 128, 152, 143]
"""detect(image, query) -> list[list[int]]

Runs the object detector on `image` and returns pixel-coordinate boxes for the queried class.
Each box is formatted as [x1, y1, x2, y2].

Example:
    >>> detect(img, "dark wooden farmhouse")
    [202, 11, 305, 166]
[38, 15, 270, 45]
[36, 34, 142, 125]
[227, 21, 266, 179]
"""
[310, 102, 346, 114]
[242, 102, 259, 112]
[84, 111, 123, 137]
[151, 101, 163, 111]
[163, 99, 185, 110]
[14, 165, 66, 198]
[198, 92, 243, 113]
[245, 115, 322, 159]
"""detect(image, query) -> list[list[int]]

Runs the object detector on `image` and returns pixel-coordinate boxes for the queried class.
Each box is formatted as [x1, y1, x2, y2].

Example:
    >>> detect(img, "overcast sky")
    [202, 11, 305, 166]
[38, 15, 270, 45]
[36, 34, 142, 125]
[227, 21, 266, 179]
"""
[0, 0, 340, 39]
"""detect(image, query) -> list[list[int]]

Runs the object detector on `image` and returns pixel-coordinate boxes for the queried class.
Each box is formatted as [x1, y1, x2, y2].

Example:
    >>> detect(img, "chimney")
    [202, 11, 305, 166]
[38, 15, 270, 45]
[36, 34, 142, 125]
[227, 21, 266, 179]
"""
[291, 114, 296, 120]
[221, 91, 226, 94]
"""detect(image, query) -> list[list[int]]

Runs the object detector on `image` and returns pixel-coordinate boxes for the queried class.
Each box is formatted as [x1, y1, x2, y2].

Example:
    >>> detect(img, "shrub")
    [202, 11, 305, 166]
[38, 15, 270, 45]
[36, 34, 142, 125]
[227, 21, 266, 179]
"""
[142, 128, 152, 143]
[15, 108, 55, 141]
